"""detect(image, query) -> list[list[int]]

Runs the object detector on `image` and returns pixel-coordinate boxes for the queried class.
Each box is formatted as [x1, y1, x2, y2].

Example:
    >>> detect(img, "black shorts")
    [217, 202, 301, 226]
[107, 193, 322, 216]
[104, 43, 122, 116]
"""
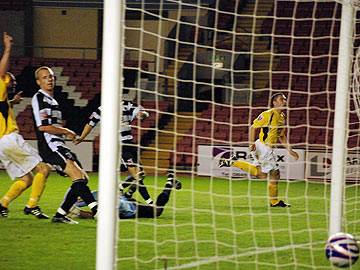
[120, 144, 140, 172]
[40, 146, 82, 174]
[137, 205, 163, 218]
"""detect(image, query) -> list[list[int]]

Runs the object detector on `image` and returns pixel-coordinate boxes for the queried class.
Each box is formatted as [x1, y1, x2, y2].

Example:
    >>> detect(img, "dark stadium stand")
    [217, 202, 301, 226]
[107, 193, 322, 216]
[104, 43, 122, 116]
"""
[172, 0, 357, 168]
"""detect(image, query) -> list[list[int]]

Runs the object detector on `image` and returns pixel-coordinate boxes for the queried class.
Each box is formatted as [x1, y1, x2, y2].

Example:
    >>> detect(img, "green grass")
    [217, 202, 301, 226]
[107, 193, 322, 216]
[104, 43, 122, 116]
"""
[0, 171, 359, 270]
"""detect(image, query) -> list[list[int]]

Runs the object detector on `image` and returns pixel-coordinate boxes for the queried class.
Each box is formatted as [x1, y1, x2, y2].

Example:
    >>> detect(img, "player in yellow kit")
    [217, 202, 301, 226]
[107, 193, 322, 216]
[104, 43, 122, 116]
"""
[219, 93, 299, 207]
[0, 32, 51, 218]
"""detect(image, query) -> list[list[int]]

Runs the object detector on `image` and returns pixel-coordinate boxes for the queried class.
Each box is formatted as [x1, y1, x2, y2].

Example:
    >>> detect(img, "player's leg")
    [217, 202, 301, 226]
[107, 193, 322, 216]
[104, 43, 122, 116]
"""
[136, 174, 182, 218]
[252, 140, 289, 207]
[62, 160, 97, 213]
[126, 167, 153, 204]
[269, 169, 290, 207]
[50, 148, 96, 224]
[154, 173, 182, 217]
[0, 174, 31, 217]
[218, 153, 259, 176]
[0, 132, 45, 217]
[232, 160, 259, 176]
[23, 162, 51, 218]
[122, 145, 153, 204]
[136, 204, 157, 218]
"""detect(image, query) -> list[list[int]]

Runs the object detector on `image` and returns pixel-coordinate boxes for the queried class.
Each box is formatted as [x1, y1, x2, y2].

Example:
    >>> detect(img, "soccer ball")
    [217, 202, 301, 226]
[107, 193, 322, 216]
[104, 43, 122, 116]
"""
[325, 232, 359, 268]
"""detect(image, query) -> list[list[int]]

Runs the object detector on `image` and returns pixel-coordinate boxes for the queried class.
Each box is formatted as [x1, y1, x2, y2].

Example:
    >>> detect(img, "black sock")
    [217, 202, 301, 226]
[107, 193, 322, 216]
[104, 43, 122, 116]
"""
[72, 179, 97, 214]
[155, 191, 170, 207]
[138, 179, 153, 204]
[59, 187, 79, 214]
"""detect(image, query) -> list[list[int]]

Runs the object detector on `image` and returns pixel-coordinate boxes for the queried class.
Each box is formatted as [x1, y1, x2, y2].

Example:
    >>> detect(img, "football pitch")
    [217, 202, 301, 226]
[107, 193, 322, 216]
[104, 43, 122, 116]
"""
[0, 171, 359, 270]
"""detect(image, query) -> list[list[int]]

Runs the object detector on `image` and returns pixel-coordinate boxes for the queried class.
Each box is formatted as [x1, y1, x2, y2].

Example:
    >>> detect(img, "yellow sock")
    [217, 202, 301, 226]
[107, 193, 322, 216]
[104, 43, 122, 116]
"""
[1, 180, 28, 208]
[268, 182, 279, 205]
[27, 173, 46, 208]
[232, 160, 259, 176]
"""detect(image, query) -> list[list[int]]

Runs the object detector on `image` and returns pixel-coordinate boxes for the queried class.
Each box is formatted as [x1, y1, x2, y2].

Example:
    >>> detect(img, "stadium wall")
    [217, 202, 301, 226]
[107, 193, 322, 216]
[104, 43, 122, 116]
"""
[32, 8, 98, 59]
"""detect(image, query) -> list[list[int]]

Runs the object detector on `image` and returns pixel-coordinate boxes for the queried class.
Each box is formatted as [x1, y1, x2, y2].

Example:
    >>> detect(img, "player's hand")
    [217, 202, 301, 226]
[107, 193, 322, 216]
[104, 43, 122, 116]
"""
[249, 143, 256, 152]
[289, 149, 299, 160]
[12, 91, 23, 104]
[73, 136, 83, 145]
[65, 129, 77, 140]
[3, 32, 13, 49]
[137, 111, 149, 120]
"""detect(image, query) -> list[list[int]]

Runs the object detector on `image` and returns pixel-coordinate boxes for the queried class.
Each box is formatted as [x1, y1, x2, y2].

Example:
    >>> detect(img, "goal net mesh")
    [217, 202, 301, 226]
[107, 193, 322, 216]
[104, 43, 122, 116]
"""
[115, 0, 360, 269]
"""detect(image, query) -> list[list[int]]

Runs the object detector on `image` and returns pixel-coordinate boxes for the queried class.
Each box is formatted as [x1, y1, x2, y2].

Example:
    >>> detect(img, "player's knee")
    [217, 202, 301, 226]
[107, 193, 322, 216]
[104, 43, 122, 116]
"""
[65, 160, 85, 179]
[36, 162, 51, 177]
[20, 175, 33, 187]
[257, 171, 268, 179]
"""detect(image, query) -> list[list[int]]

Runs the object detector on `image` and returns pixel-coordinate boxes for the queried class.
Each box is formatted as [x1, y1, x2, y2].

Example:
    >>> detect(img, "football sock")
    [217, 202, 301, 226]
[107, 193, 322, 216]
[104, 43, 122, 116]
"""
[26, 173, 46, 208]
[1, 180, 28, 208]
[156, 191, 170, 207]
[55, 207, 67, 217]
[59, 187, 78, 213]
[232, 160, 259, 176]
[268, 182, 279, 205]
[138, 179, 153, 204]
[164, 176, 175, 193]
[72, 180, 97, 214]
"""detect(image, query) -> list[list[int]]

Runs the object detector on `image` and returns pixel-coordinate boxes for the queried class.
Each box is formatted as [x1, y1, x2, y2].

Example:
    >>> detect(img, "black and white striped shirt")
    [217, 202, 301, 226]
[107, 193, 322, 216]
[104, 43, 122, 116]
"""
[88, 100, 145, 143]
[32, 89, 66, 152]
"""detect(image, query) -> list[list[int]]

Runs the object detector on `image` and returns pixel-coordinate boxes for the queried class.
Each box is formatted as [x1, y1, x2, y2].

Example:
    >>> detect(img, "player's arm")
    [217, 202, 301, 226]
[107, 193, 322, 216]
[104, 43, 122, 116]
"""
[0, 32, 12, 77]
[131, 103, 149, 120]
[136, 110, 149, 120]
[278, 129, 299, 160]
[73, 107, 101, 144]
[9, 91, 23, 107]
[249, 125, 258, 151]
[73, 124, 93, 145]
[38, 125, 77, 140]
[249, 111, 268, 151]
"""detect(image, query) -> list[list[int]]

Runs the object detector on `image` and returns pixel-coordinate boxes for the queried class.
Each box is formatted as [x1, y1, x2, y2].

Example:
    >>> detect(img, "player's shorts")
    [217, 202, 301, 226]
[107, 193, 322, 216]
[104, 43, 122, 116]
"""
[120, 143, 140, 172]
[40, 145, 82, 175]
[0, 132, 41, 179]
[252, 139, 279, 174]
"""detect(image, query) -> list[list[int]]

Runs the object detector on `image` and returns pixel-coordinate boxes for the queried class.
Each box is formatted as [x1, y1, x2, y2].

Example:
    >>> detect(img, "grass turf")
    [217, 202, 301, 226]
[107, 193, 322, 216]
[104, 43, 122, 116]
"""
[0, 171, 359, 270]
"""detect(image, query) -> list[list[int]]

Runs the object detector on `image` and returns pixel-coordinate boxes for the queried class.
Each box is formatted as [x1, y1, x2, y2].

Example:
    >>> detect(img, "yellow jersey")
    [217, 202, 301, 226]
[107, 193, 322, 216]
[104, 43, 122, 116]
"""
[252, 108, 285, 146]
[0, 74, 18, 138]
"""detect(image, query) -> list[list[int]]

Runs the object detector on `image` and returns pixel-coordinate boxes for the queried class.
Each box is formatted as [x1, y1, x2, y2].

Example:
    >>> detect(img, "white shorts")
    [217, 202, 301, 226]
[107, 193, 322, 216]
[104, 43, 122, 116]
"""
[251, 140, 279, 174]
[0, 132, 42, 179]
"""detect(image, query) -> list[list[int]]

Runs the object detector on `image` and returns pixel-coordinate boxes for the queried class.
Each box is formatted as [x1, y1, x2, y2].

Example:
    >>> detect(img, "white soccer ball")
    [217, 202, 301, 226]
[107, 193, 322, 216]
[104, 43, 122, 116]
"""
[325, 232, 359, 268]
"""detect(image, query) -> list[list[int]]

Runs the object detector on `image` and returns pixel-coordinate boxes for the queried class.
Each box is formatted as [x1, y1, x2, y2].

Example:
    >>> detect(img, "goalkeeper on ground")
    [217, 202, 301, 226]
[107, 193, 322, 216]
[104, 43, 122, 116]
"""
[219, 92, 299, 207]
[69, 175, 181, 219]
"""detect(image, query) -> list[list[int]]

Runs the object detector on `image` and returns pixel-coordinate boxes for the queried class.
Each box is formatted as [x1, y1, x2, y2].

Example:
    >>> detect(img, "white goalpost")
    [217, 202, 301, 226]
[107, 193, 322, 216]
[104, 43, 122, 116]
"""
[96, 0, 124, 269]
[96, 0, 360, 269]
[329, 0, 354, 236]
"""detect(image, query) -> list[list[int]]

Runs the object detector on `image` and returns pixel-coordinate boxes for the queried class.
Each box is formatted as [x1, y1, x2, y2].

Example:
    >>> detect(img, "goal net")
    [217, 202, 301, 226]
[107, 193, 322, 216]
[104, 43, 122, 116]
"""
[100, 0, 360, 269]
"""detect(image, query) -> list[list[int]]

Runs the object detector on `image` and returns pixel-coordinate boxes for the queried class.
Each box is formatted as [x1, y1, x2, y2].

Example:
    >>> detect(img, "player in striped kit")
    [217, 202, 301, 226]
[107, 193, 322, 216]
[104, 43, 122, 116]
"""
[32, 66, 97, 224]
[74, 100, 157, 204]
